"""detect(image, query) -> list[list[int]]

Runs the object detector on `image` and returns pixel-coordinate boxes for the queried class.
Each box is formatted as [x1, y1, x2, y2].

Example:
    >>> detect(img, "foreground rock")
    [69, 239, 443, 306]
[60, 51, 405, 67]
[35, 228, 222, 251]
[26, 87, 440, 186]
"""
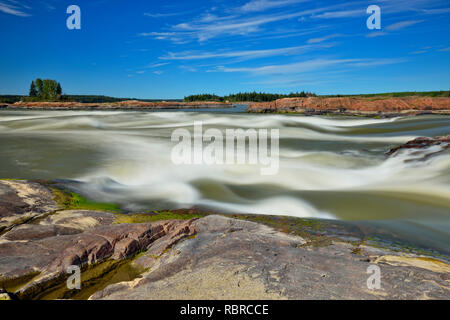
[0, 180, 449, 300]
[0, 180, 58, 234]
[0, 213, 196, 299]
[90, 215, 449, 300]
[6, 100, 232, 110]
[247, 97, 450, 116]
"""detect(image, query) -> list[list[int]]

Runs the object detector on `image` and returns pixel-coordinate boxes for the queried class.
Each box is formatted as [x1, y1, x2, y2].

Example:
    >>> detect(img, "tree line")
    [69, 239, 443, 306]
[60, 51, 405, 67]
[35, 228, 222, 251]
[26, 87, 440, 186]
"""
[27, 79, 63, 101]
[184, 91, 317, 102]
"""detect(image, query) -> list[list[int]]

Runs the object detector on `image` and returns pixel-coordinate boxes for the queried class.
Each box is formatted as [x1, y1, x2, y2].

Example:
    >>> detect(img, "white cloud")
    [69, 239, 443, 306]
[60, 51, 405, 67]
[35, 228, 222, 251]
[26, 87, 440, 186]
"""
[307, 34, 341, 44]
[239, 0, 310, 13]
[146, 62, 170, 68]
[142, 4, 345, 43]
[0, 1, 31, 17]
[160, 44, 334, 61]
[366, 31, 387, 38]
[385, 20, 424, 31]
[179, 65, 198, 72]
[144, 10, 192, 18]
[313, 9, 365, 19]
[211, 58, 404, 75]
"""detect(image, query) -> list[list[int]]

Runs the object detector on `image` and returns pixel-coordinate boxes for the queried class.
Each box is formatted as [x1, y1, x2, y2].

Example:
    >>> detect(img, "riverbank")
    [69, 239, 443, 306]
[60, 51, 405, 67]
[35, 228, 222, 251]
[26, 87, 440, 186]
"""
[247, 96, 450, 117]
[0, 179, 449, 300]
[0, 100, 233, 110]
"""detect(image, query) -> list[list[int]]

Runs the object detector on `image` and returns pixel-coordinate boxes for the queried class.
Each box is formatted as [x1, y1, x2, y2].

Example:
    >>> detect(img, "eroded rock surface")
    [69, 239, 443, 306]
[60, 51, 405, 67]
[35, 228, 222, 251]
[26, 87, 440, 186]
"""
[0, 180, 449, 300]
[91, 215, 450, 300]
[0, 180, 58, 232]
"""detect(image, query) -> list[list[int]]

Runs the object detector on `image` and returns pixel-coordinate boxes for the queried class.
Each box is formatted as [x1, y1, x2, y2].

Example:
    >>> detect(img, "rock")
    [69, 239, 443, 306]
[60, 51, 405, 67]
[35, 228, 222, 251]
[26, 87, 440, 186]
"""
[1, 180, 449, 300]
[386, 135, 450, 155]
[247, 97, 450, 116]
[0, 218, 196, 298]
[90, 215, 450, 300]
[38, 210, 116, 232]
[0, 210, 116, 242]
[0, 289, 12, 300]
[0, 180, 58, 233]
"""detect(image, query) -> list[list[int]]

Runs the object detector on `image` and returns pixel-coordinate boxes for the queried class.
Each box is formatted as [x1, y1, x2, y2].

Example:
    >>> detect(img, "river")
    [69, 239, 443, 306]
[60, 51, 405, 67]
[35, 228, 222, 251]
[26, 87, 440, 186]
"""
[0, 108, 449, 254]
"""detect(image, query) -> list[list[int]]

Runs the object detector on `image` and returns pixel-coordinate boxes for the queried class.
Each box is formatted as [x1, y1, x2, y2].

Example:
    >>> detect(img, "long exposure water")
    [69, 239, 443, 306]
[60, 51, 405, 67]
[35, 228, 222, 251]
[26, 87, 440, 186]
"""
[0, 108, 449, 254]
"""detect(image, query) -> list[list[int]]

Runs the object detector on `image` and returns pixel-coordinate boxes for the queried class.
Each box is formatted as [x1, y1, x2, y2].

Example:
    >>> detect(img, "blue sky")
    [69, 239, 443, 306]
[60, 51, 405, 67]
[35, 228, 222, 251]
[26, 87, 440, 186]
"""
[0, 0, 449, 99]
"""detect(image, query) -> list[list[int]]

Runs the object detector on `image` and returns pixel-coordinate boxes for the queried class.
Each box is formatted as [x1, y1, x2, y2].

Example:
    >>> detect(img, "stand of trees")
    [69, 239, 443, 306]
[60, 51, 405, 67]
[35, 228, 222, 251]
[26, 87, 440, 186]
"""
[184, 91, 316, 102]
[28, 79, 63, 101]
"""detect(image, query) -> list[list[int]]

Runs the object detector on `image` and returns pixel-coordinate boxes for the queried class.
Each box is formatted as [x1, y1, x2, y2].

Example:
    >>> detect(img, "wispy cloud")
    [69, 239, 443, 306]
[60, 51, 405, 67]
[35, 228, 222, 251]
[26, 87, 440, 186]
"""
[385, 20, 424, 31]
[160, 44, 334, 61]
[416, 7, 450, 15]
[146, 62, 170, 68]
[0, 1, 31, 17]
[210, 58, 404, 75]
[144, 10, 191, 18]
[142, 0, 447, 43]
[141, 5, 344, 42]
[365, 19, 424, 38]
[239, 0, 310, 13]
[366, 31, 386, 38]
[438, 47, 450, 52]
[312, 9, 365, 19]
[307, 33, 341, 44]
[179, 65, 198, 72]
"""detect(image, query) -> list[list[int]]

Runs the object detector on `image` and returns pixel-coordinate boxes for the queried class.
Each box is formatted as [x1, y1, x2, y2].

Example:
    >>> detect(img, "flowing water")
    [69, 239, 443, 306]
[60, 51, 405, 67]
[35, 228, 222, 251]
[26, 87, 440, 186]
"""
[0, 109, 449, 254]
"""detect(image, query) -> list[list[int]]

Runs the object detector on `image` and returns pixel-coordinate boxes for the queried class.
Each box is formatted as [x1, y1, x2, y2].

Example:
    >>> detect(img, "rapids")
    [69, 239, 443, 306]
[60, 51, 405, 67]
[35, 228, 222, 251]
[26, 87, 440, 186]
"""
[0, 109, 449, 253]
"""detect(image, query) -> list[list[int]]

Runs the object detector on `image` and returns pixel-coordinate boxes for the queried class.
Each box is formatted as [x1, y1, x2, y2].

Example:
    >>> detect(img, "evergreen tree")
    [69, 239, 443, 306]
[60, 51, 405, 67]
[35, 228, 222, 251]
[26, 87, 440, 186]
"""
[35, 78, 44, 97]
[29, 81, 37, 97]
[56, 82, 62, 96]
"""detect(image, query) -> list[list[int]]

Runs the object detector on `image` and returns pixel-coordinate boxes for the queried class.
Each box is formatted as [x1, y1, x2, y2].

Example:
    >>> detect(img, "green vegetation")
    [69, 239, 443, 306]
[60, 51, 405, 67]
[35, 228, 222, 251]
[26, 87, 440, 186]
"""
[0, 271, 41, 294]
[184, 91, 316, 102]
[0, 95, 23, 104]
[26, 78, 63, 101]
[50, 186, 120, 212]
[114, 210, 207, 224]
[32, 257, 146, 300]
[185, 90, 450, 102]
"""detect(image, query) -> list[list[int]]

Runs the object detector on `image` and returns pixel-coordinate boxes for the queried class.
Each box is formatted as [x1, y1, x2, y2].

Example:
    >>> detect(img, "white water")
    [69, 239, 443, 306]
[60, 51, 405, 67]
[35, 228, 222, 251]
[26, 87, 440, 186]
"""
[0, 110, 449, 252]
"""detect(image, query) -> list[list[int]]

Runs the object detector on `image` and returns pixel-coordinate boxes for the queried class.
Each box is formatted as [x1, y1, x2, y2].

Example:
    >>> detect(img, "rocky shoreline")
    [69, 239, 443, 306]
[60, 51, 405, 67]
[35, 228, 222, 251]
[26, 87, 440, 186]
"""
[1, 100, 233, 111]
[247, 97, 450, 117]
[0, 176, 449, 300]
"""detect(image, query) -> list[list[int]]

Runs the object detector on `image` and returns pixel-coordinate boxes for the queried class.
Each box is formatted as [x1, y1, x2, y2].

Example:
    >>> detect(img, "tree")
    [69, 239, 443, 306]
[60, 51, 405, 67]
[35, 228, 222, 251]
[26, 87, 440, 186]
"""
[42, 79, 58, 100]
[28, 78, 62, 101]
[35, 78, 44, 97]
[56, 82, 62, 96]
[29, 81, 37, 97]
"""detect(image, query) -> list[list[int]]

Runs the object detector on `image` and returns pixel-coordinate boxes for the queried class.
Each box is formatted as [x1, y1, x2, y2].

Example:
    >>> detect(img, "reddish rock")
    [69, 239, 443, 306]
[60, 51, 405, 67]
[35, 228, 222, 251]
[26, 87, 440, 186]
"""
[248, 97, 450, 115]
[387, 135, 450, 155]
[0, 218, 197, 298]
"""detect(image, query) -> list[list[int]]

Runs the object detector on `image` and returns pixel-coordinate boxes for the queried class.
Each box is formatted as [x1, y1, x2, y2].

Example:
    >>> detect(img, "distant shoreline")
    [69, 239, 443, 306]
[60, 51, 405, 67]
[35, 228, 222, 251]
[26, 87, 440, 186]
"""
[247, 96, 450, 118]
[0, 100, 234, 111]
